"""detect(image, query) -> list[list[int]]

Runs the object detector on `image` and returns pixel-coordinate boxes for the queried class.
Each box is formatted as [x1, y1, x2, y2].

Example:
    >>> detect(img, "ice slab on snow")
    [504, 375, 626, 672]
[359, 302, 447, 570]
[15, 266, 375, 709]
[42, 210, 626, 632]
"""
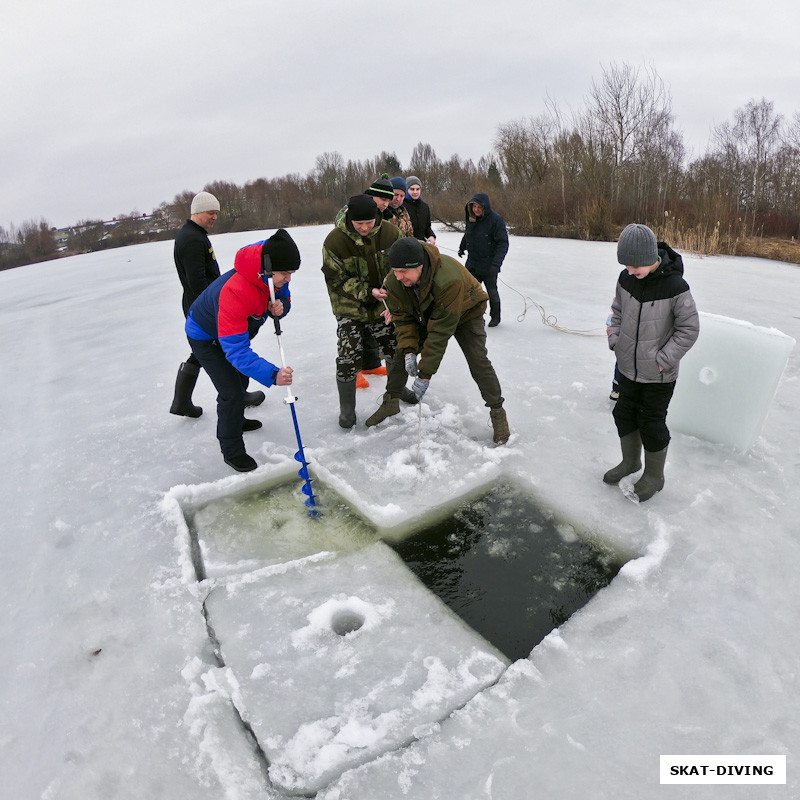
[203, 541, 509, 795]
[669, 312, 795, 451]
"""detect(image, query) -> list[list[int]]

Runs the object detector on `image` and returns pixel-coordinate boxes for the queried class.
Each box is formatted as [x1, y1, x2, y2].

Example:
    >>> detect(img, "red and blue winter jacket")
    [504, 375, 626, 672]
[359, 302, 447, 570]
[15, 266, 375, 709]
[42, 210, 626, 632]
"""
[185, 240, 291, 387]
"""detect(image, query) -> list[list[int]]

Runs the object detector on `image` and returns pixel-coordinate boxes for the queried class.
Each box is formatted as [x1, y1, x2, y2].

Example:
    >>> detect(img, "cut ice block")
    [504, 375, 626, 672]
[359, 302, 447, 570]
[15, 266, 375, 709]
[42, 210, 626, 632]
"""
[669, 312, 795, 451]
[204, 542, 508, 795]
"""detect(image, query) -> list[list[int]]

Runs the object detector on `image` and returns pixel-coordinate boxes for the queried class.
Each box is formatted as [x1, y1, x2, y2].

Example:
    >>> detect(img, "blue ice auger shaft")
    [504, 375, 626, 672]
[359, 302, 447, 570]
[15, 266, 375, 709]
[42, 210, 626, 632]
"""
[267, 276, 321, 517]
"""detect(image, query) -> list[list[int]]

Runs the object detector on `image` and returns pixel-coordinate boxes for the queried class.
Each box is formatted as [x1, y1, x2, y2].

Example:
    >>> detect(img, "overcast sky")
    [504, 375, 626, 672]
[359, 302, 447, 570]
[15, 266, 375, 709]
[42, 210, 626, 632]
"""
[3, 0, 799, 229]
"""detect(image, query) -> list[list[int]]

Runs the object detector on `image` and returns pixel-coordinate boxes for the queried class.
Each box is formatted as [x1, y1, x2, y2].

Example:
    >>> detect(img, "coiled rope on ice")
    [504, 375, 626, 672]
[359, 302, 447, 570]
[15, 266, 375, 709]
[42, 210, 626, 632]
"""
[437, 243, 605, 338]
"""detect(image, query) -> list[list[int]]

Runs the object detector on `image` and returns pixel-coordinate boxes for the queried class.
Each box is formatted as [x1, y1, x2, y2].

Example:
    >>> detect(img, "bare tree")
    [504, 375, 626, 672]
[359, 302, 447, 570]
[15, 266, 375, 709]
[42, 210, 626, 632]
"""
[493, 114, 554, 186]
[735, 98, 783, 234]
[587, 61, 676, 217]
[408, 142, 445, 194]
[312, 151, 347, 202]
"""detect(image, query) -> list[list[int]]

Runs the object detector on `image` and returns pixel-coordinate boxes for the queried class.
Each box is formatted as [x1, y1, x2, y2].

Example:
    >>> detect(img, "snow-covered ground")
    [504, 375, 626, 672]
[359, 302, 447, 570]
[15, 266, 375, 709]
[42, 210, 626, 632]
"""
[1, 224, 797, 799]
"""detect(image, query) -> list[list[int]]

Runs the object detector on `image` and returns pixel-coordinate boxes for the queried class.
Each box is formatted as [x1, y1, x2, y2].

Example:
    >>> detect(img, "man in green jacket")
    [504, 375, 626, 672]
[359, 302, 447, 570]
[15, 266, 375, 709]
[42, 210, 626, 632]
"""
[366, 237, 510, 445]
[322, 194, 416, 428]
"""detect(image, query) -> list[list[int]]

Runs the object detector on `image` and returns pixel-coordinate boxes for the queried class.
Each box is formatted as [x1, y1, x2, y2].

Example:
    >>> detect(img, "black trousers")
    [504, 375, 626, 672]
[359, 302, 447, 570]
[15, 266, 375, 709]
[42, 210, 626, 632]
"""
[188, 337, 249, 458]
[613, 372, 676, 452]
[482, 270, 501, 322]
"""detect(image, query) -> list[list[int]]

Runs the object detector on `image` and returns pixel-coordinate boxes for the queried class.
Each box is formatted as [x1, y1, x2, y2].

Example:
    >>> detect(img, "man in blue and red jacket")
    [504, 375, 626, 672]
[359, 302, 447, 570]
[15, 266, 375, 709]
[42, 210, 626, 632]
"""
[185, 228, 301, 472]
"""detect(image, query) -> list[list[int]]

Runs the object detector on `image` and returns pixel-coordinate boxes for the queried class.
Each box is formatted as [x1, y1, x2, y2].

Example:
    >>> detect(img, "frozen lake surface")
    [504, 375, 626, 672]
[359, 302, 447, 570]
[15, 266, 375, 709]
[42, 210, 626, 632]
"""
[1, 224, 798, 798]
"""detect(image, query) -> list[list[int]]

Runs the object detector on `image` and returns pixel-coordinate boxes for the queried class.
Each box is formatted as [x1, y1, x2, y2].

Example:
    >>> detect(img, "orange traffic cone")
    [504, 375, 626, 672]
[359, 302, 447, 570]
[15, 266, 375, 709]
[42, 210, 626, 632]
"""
[356, 371, 370, 388]
[362, 366, 387, 376]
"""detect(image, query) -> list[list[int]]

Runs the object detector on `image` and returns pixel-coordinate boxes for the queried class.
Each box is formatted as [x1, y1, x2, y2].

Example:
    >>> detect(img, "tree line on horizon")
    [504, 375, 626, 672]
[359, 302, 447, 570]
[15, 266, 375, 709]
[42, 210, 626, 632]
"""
[3, 62, 800, 271]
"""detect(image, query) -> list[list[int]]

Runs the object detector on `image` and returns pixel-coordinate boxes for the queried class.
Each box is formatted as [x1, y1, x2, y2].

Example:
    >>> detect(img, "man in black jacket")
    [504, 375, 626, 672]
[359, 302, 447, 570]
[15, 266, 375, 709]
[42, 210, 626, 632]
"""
[170, 191, 265, 417]
[458, 192, 509, 327]
[404, 176, 436, 244]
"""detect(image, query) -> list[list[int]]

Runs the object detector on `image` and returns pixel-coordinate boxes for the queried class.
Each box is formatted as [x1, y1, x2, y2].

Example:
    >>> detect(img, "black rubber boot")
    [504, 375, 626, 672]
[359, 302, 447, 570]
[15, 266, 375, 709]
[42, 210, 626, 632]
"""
[337, 379, 357, 429]
[244, 390, 265, 408]
[634, 446, 668, 502]
[170, 362, 202, 418]
[603, 431, 642, 484]
[365, 393, 400, 427]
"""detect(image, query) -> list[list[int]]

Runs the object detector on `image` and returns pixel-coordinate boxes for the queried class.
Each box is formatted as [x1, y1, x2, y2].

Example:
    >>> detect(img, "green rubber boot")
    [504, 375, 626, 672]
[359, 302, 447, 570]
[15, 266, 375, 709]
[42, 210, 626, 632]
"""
[603, 431, 642, 484]
[337, 379, 357, 429]
[634, 446, 667, 502]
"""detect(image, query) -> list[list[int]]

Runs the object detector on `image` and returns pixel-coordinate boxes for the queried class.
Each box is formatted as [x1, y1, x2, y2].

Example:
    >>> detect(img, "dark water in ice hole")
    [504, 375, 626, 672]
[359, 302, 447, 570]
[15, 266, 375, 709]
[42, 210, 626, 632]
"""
[390, 483, 625, 661]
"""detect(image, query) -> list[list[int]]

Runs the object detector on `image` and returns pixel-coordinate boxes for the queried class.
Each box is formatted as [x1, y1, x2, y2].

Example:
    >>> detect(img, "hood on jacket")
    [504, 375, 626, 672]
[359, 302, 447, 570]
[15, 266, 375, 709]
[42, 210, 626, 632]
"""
[465, 192, 492, 221]
[233, 241, 267, 288]
[337, 207, 384, 242]
[234, 230, 301, 288]
[654, 242, 684, 278]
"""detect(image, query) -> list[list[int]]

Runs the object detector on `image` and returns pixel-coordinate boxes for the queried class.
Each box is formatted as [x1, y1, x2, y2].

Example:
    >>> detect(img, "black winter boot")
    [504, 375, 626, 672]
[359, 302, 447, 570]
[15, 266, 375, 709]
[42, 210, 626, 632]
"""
[399, 387, 419, 405]
[634, 446, 667, 502]
[365, 393, 401, 427]
[170, 362, 202, 418]
[337, 379, 357, 429]
[603, 431, 642, 484]
[224, 453, 258, 472]
[244, 390, 265, 408]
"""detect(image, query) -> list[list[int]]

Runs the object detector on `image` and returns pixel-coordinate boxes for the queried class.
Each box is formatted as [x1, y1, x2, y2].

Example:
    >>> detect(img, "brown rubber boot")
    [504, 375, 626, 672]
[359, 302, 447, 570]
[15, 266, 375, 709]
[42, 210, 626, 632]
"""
[365, 393, 400, 427]
[490, 407, 510, 444]
[603, 431, 642, 484]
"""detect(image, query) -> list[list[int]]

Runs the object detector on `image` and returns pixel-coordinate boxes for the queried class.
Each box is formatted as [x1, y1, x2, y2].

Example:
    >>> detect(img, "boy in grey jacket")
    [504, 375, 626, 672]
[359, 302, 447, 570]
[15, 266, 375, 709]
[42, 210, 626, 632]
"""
[603, 224, 699, 501]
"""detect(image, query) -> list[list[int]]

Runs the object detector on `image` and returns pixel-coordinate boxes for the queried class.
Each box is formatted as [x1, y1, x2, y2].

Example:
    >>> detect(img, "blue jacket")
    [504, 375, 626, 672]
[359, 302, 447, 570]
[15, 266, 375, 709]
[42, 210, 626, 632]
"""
[458, 193, 509, 279]
[186, 240, 291, 387]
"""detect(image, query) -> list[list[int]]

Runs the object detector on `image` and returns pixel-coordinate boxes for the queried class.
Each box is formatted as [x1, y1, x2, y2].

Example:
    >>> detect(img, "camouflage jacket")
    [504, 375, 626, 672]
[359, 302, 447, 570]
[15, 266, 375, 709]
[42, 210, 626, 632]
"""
[322, 211, 402, 323]
[384, 243, 488, 379]
[383, 205, 414, 237]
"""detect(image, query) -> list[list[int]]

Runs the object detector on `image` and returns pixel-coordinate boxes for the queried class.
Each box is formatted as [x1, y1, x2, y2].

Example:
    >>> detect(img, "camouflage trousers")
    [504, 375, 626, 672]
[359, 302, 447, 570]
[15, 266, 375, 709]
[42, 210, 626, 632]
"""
[335, 317, 396, 382]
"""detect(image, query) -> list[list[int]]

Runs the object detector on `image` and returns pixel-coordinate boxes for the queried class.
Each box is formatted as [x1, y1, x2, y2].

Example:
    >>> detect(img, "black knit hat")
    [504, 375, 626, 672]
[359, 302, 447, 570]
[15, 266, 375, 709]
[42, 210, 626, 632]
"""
[388, 237, 424, 270]
[347, 194, 378, 222]
[365, 173, 395, 200]
[261, 228, 301, 272]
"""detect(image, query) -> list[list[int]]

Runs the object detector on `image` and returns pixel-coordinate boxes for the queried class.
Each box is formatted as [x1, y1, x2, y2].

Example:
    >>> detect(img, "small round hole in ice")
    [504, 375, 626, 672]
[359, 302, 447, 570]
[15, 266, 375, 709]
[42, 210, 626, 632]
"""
[331, 609, 365, 636]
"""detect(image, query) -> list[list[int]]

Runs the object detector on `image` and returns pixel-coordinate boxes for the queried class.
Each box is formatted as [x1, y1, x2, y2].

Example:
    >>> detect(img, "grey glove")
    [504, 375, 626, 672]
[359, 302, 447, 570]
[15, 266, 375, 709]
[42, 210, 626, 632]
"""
[404, 353, 419, 377]
[412, 377, 429, 400]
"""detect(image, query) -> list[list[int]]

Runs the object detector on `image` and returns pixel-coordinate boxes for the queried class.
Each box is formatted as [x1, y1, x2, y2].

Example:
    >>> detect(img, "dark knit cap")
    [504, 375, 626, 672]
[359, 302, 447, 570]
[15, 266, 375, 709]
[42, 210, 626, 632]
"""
[388, 237, 424, 270]
[262, 228, 301, 272]
[365, 173, 395, 199]
[406, 175, 421, 189]
[617, 224, 658, 267]
[390, 176, 408, 193]
[347, 194, 378, 222]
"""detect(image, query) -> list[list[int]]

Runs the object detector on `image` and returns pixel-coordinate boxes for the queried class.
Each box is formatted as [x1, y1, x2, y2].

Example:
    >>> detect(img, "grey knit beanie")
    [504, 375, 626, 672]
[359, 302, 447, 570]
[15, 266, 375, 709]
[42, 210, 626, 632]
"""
[406, 175, 422, 189]
[191, 191, 220, 214]
[616, 224, 658, 267]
